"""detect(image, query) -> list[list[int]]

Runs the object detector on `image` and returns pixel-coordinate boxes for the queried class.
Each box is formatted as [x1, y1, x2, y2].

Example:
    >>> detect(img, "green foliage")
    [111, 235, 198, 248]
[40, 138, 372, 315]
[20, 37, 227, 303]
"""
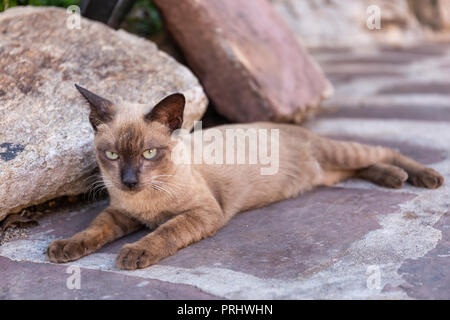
[122, 0, 163, 37]
[29, 0, 79, 6]
[1, 0, 80, 12]
[0, 0, 163, 37]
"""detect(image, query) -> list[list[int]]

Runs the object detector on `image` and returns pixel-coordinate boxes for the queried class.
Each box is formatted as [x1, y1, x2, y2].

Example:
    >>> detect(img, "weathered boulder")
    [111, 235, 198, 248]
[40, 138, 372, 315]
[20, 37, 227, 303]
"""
[153, 0, 332, 124]
[0, 7, 208, 221]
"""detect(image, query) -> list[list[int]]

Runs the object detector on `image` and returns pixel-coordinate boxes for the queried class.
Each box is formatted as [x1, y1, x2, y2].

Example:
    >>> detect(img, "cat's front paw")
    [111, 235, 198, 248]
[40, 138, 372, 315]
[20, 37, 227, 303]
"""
[47, 238, 89, 263]
[116, 244, 160, 270]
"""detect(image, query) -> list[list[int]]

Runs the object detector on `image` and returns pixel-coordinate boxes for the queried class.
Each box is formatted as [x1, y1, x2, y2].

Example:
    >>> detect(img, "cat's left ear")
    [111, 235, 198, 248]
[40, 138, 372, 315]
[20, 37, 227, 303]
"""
[145, 93, 185, 132]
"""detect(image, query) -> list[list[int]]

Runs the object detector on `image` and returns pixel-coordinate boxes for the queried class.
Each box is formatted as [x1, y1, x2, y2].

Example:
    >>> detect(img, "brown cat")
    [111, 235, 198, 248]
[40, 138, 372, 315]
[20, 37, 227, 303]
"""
[47, 85, 444, 270]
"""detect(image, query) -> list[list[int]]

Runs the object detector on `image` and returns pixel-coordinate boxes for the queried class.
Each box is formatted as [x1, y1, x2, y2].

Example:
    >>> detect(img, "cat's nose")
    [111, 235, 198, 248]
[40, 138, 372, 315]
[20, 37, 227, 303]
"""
[121, 167, 138, 190]
[123, 180, 138, 189]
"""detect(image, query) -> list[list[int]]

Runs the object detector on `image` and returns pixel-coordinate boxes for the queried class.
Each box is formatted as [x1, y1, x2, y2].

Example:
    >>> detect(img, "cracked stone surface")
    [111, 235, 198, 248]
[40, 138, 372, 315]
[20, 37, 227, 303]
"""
[1, 42, 450, 299]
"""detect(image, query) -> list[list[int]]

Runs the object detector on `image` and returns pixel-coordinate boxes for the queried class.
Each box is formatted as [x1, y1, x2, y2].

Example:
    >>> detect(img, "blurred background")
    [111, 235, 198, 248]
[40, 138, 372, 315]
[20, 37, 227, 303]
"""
[2, 0, 450, 47]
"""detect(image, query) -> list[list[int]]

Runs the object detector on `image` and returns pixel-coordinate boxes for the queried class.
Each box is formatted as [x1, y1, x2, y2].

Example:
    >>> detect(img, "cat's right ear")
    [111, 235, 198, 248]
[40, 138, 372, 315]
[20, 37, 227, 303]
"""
[75, 84, 115, 132]
[145, 93, 185, 133]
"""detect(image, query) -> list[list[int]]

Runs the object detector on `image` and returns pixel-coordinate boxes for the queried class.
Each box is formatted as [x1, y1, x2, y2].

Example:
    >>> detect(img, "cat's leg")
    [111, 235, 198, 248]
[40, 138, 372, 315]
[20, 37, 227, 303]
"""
[116, 206, 225, 270]
[356, 163, 408, 189]
[392, 152, 444, 189]
[321, 169, 355, 186]
[47, 208, 142, 263]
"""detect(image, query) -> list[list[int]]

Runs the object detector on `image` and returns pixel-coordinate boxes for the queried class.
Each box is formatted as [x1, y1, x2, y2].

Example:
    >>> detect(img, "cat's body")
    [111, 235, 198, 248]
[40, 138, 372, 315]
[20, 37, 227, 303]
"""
[47, 87, 444, 270]
[109, 122, 321, 224]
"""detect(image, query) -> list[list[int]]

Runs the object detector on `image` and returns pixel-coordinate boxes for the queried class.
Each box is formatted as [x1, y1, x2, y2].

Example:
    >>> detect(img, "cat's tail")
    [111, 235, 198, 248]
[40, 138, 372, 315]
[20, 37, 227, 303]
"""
[313, 138, 394, 170]
[313, 137, 444, 189]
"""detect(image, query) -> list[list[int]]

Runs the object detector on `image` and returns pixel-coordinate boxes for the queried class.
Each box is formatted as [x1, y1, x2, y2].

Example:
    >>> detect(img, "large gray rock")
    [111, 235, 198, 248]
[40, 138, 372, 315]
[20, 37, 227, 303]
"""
[0, 7, 208, 221]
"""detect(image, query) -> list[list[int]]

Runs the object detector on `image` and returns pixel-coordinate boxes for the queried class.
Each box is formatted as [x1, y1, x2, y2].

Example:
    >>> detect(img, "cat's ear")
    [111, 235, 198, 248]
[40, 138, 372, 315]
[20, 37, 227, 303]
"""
[75, 84, 115, 131]
[145, 93, 185, 132]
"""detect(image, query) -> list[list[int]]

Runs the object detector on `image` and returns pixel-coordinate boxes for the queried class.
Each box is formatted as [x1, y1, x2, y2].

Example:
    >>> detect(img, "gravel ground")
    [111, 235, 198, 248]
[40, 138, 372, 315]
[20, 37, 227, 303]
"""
[0, 227, 30, 246]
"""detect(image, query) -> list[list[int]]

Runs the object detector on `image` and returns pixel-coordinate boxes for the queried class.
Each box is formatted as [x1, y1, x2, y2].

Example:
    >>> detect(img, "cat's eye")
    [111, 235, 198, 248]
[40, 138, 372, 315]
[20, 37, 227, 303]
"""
[142, 148, 157, 160]
[105, 151, 119, 160]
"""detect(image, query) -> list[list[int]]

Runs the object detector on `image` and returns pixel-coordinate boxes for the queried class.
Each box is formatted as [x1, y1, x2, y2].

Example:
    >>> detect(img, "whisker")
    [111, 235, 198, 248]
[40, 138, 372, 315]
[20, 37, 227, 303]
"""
[150, 182, 176, 199]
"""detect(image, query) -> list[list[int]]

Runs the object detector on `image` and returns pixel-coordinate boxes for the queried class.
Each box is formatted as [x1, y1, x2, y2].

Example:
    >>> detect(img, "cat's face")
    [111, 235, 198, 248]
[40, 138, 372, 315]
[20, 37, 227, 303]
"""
[75, 85, 185, 193]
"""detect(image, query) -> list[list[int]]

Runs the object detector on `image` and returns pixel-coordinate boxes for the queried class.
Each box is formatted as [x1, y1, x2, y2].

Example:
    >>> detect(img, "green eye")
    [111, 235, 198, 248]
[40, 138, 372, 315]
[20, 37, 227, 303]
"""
[142, 148, 157, 160]
[105, 151, 119, 160]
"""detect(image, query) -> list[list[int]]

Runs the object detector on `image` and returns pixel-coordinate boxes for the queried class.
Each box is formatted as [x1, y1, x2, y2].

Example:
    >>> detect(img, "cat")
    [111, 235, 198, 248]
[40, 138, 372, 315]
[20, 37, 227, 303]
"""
[47, 85, 444, 270]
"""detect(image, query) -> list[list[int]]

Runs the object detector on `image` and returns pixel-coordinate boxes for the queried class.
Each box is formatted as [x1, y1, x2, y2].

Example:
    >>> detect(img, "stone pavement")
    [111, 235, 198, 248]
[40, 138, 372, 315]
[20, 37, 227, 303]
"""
[1, 42, 449, 299]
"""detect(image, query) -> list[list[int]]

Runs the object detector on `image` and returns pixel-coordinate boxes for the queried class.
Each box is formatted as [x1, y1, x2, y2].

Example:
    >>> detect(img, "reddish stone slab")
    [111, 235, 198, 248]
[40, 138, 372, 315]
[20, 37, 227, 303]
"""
[0, 257, 219, 299]
[308, 47, 353, 55]
[378, 82, 450, 95]
[320, 53, 425, 66]
[397, 213, 450, 299]
[378, 43, 448, 56]
[156, 187, 415, 279]
[319, 105, 450, 122]
[153, 0, 331, 123]
[324, 70, 404, 84]
[25, 187, 415, 281]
